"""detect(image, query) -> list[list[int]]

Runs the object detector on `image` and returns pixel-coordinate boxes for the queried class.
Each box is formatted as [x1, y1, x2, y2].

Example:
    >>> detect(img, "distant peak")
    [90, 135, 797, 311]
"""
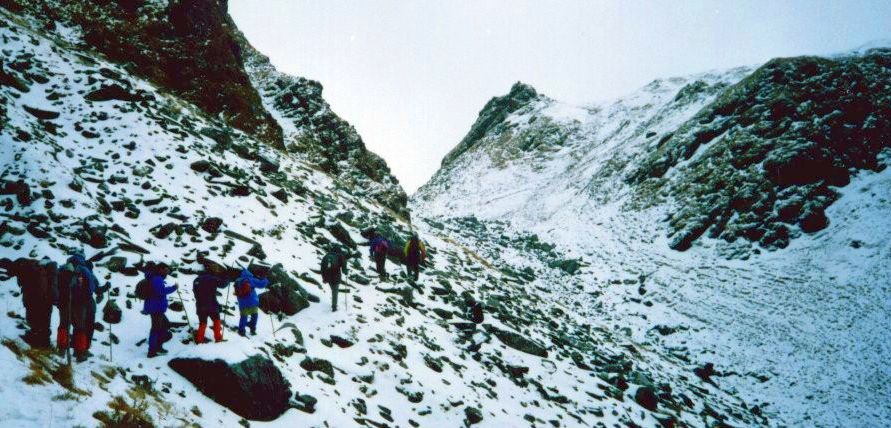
[508, 81, 539, 99]
[439, 81, 543, 167]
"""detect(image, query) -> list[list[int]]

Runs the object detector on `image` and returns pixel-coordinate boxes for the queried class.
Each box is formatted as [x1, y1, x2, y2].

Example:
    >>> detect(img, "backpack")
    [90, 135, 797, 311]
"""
[374, 239, 389, 255]
[320, 253, 340, 283]
[234, 279, 251, 298]
[135, 278, 153, 300]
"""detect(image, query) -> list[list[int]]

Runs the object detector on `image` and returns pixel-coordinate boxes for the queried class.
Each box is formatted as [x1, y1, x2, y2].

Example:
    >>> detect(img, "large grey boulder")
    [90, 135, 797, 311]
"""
[168, 355, 292, 421]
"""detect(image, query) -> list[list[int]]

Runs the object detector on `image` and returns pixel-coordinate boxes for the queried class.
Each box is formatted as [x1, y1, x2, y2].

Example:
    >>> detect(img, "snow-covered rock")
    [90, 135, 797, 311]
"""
[413, 49, 891, 426]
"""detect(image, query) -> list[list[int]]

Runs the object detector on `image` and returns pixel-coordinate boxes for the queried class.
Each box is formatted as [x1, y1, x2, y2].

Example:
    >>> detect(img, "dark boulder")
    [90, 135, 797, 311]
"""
[694, 362, 716, 384]
[23, 105, 60, 120]
[0, 180, 32, 206]
[258, 154, 280, 173]
[635, 386, 658, 411]
[486, 325, 548, 358]
[168, 356, 291, 421]
[300, 356, 334, 377]
[84, 84, 144, 102]
[0, 63, 29, 92]
[464, 406, 483, 425]
[190, 160, 211, 173]
[327, 223, 356, 249]
[201, 217, 223, 233]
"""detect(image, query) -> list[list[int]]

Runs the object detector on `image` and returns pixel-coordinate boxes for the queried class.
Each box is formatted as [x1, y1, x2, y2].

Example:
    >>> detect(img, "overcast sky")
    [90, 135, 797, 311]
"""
[229, 1, 891, 193]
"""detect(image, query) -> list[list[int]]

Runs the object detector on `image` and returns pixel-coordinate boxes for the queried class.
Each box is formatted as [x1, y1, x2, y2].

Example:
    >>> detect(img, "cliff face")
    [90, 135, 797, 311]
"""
[236, 32, 410, 219]
[2, 0, 283, 146]
[0, 0, 409, 217]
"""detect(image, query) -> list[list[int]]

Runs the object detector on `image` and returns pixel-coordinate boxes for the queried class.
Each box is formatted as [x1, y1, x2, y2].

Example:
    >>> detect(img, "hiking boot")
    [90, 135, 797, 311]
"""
[250, 329, 257, 336]
[238, 330, 246, 337]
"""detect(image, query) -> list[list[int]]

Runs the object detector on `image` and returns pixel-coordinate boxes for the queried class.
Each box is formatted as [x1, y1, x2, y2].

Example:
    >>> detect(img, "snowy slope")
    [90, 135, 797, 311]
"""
[0, 6, 770, 428]
[413, 52, 891, 425]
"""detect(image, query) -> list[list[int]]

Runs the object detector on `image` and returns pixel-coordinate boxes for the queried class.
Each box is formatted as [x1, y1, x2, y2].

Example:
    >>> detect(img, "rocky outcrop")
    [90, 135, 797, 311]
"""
[169, 356, 292, 421]
[237, 35, 409, 218]
[631, 49, 891, 250]
[441, 82, 540, 167]
[3, 0, 283, 146]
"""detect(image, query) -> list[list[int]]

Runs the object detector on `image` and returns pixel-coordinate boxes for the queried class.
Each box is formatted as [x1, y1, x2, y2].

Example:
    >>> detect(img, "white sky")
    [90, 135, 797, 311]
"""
[229, 1, 891, 193]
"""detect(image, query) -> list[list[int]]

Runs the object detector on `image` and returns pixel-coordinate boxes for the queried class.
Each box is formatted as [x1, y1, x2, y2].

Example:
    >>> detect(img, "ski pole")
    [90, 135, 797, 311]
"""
[175, 286, 192, 330]
[223, 285, 232, 326]
[269, 313, 277, 340]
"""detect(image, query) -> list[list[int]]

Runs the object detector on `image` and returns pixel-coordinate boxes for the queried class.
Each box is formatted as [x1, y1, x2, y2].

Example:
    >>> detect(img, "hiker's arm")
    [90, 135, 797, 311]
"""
[253, 278, 269, 288]
[164, 284, 178, 294]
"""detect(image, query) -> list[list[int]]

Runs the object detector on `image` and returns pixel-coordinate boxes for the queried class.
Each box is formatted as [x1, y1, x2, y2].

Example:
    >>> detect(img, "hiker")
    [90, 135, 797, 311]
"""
[403, 233, 427, 281]
[140, 262, 178, 358]
[320, 247, 349, 312]
[0, 257, 57, 348]
[57, 250, 103, 361]
[192, 262, 234, 343]
[367, 232, 390, 281]
[234, 266, 269, 336]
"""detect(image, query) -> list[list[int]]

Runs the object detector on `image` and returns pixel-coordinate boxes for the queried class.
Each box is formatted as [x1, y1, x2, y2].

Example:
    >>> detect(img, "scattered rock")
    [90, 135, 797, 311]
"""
[487, 325, 548, 358]
[300, 357, 334, 378]
[464, 406, 483, 425]
[201, 217, 223, 233]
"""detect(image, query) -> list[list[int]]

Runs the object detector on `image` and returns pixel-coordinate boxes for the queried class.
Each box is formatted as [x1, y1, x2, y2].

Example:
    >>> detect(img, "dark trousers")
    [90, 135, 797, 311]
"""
[406, 262, 420, 281]
[24, 302, 52, 348]
[327, 280, 340, 311]
[374, 254, 387, 280]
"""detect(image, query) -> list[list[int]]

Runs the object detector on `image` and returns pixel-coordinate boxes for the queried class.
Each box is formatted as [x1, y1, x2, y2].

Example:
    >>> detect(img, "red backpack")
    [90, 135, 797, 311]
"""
[234, 279, 251, 298]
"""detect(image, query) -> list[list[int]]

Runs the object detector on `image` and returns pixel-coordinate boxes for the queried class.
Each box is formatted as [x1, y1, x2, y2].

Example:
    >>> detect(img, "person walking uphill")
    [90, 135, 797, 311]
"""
[57, 250, 103, 362]
[234, 266, 269, 337]
[192, 263, 233, 343]
[368, 233, 390, 281]
[403, 233, 427, 282]
[320, 247, 349, 312]
[140, 262, 178, 358]
[0, 257, 57, 348]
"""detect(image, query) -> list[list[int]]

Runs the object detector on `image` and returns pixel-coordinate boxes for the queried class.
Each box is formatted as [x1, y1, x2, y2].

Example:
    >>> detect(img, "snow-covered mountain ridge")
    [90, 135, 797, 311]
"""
[0, 3, 772, 428]
[413, 49, 891, 425]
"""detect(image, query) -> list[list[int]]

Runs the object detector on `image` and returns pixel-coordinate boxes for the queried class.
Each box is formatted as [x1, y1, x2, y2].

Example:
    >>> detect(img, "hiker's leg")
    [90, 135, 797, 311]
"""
[212, 314, 223, 342]
[147, 329, 159, 356]
[56, 303, 70, 351]
[30, 303, 52, 348]
[238, 313, 247, 336]
[84, 302, 96, 350]
[248, 313, 258, 334]
[195, 313, 208, 344]
[330, 283, 339, 312]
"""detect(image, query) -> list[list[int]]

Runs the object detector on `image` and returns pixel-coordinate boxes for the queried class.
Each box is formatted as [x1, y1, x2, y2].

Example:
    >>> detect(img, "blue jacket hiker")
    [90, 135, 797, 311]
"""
[141, 263, 178, 358]
[234, 268, 269, 336]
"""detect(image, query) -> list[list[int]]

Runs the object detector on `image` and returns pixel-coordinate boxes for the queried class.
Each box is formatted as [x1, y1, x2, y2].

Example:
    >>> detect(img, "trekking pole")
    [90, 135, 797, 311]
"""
[223, 285, 232, 326]
[175, 286, 192, 330]
[108, 322, 113, 362]
[66, 279, 72, 366]
[269, 313, 277, 340]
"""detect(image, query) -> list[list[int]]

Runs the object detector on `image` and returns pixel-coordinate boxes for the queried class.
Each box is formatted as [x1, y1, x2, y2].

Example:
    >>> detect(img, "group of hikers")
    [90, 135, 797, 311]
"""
[0, 228, 427, 360]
